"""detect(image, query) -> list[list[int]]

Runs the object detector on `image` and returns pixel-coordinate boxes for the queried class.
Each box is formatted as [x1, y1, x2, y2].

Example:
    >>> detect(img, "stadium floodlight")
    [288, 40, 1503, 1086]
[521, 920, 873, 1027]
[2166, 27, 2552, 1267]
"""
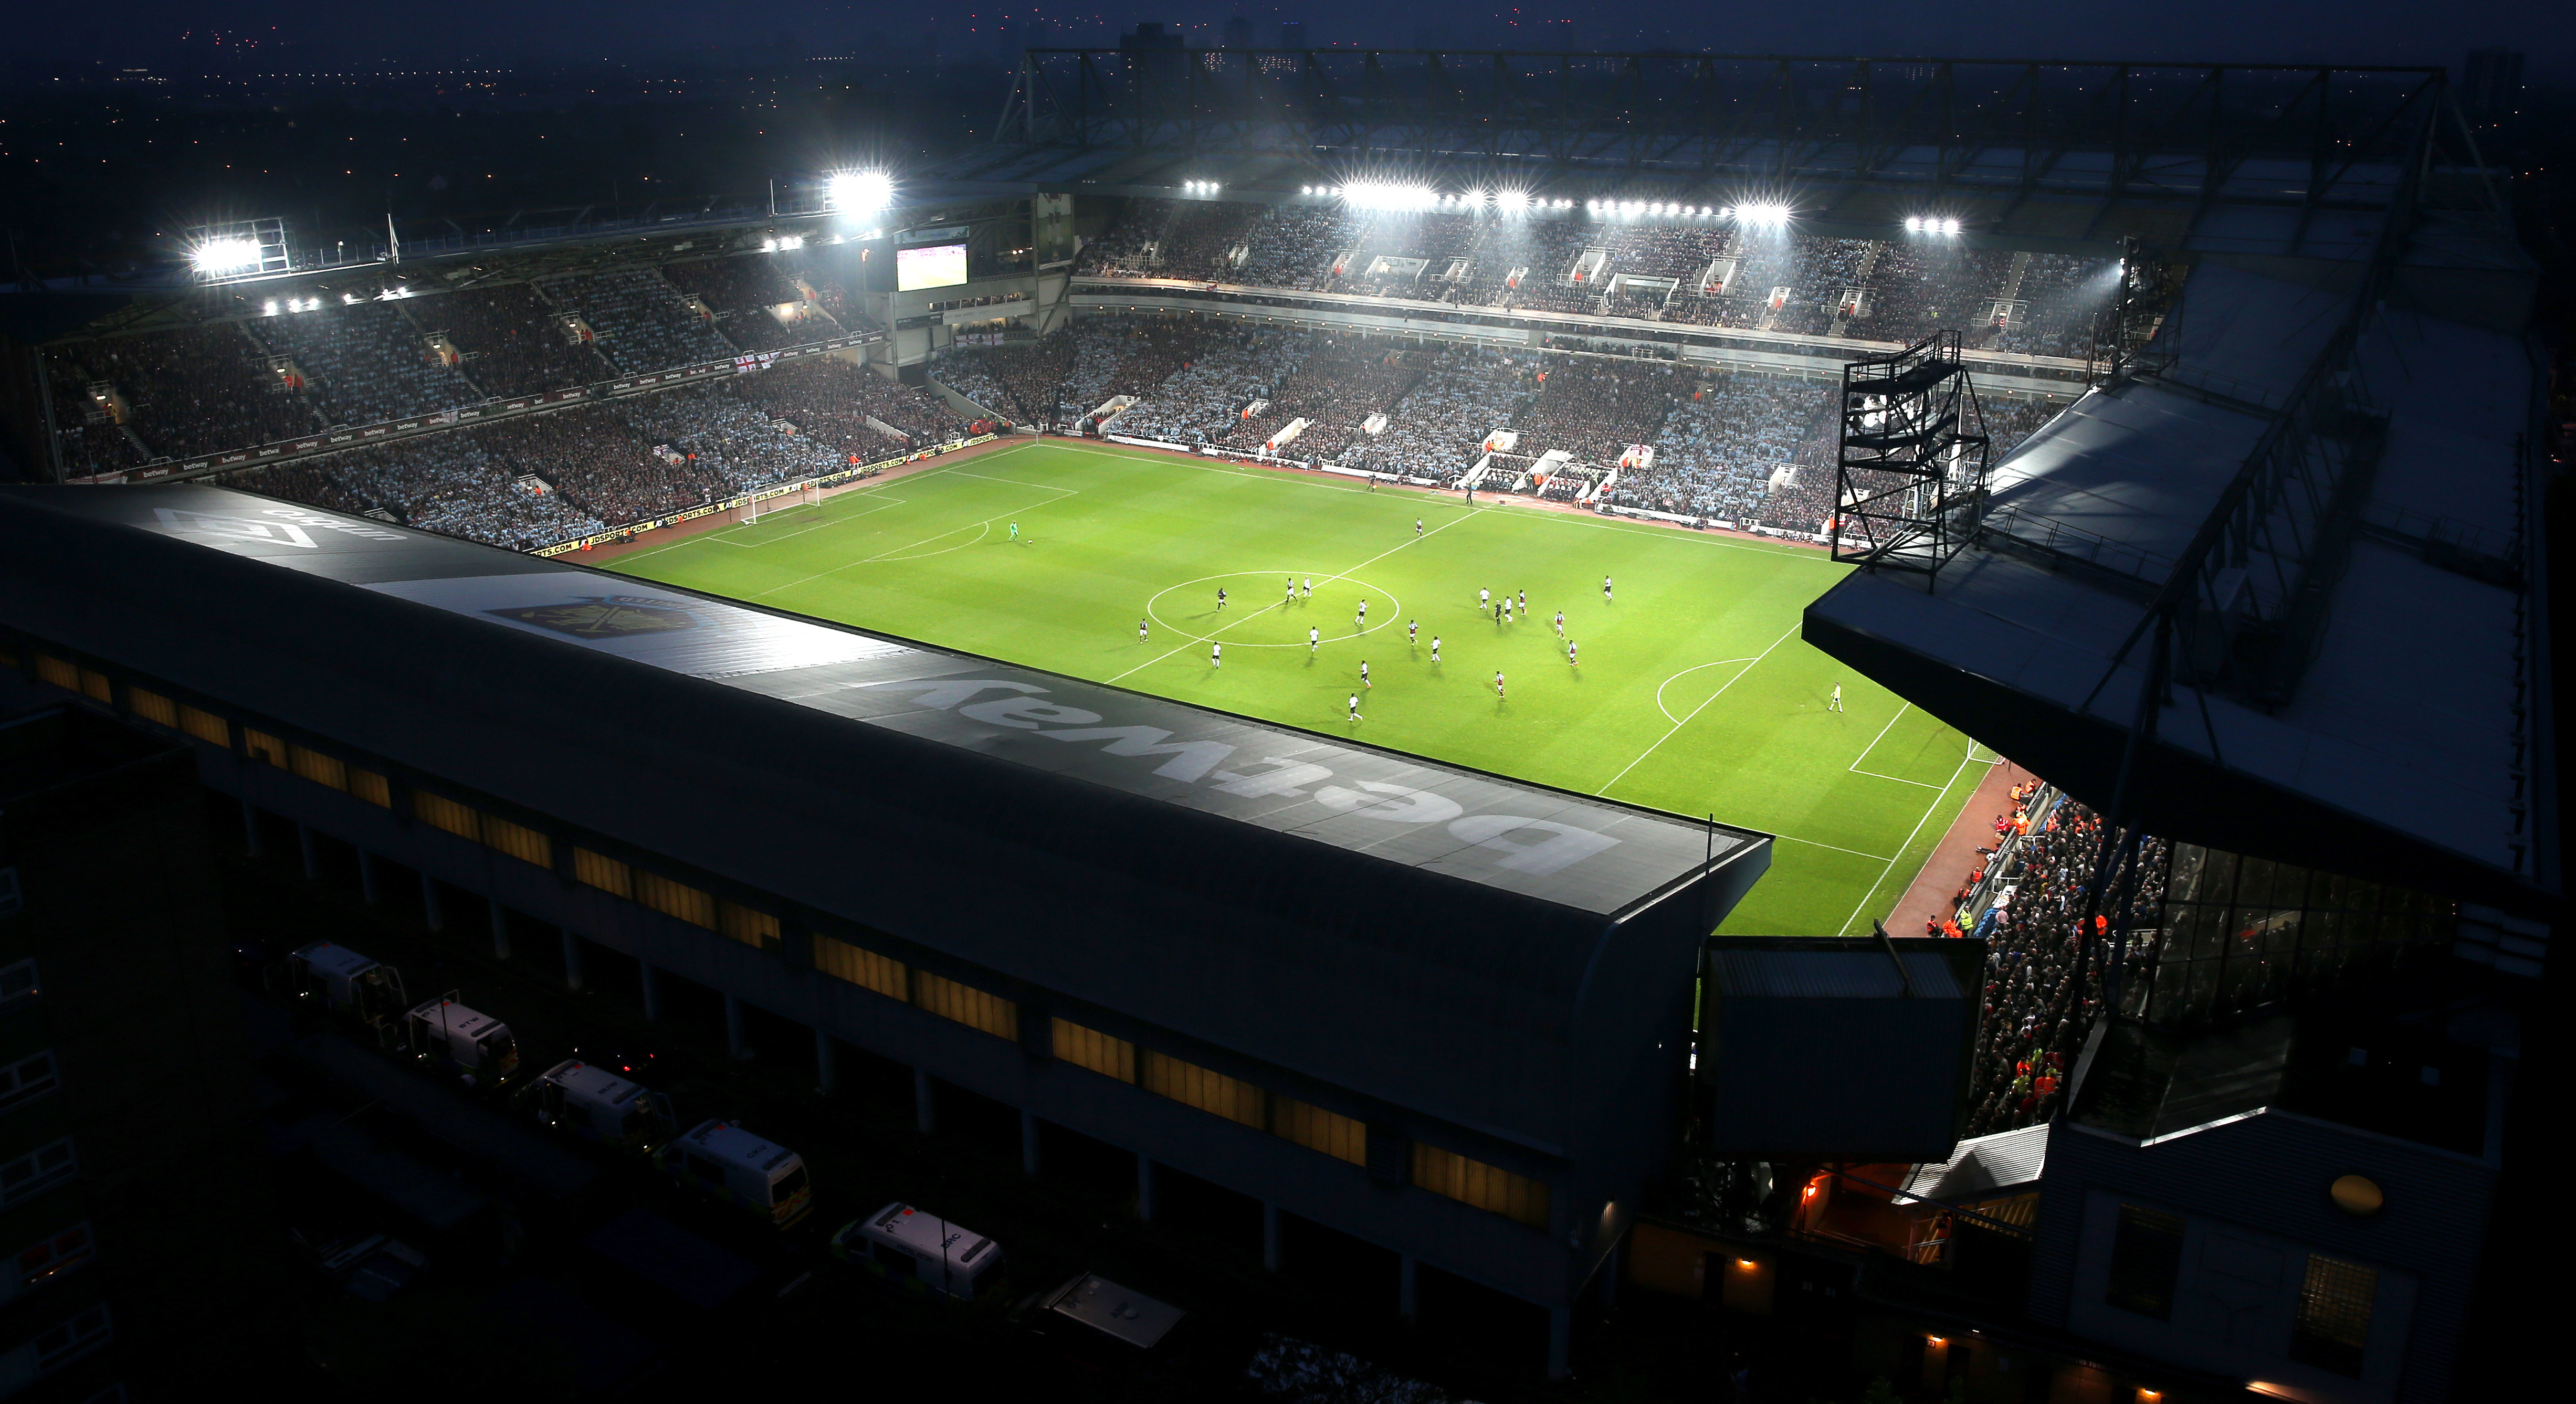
[189, 237, 264, 275]
[262, 299, 279, 316]
[1495, 188, 1530, 212]
[824, 169, 895, 215]
[1737, 202, 1794, 225]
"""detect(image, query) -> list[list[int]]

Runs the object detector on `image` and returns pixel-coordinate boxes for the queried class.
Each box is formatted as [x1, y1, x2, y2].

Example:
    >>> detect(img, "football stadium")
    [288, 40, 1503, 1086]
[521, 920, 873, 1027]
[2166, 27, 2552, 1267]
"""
[0, 48, 2552, 1402]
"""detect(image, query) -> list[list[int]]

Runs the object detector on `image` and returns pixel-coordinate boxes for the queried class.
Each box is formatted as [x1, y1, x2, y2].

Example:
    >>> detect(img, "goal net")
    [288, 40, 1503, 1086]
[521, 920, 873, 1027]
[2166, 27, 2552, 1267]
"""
[744, 483, 821, 524]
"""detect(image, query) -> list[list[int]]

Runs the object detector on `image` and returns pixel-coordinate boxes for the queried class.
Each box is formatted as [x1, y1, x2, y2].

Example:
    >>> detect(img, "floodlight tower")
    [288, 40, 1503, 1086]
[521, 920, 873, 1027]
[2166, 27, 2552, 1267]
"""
[1830, 331, 1991, 587]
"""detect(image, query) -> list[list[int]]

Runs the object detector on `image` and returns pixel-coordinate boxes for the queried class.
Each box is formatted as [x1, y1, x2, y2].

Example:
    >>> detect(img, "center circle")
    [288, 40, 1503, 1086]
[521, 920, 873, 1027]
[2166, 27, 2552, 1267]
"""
[1145, 572, 1406, 647]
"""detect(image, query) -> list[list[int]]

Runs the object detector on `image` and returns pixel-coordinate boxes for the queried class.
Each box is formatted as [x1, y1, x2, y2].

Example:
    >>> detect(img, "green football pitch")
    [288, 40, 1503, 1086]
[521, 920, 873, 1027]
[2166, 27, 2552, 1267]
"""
[606, 439, 1991, 936]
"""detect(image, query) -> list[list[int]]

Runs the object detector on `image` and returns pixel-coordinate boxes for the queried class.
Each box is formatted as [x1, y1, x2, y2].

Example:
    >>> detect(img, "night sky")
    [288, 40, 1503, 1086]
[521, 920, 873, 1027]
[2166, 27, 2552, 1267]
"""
[12, 0, 2572, 76]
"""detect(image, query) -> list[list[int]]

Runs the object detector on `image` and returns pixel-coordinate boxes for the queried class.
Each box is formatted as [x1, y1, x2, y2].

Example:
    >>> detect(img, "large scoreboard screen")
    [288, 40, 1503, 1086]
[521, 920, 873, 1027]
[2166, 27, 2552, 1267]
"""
[896, 242, 968, 292]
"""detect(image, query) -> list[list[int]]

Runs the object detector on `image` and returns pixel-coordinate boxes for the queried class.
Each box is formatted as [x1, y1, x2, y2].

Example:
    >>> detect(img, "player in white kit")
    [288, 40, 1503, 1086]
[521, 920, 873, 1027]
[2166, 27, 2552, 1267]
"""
[1211, 642, 1222, 668]
[1360, 661, 1371, 689]
[1430, 636, 1442, 662]
[1309, 626, 1320, 652]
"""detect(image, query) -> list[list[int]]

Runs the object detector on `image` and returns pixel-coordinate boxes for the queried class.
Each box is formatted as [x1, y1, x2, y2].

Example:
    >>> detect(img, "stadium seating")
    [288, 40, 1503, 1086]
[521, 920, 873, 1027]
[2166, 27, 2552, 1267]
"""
[1338, 350, 1533, 483]
[1930, 785, 2167, 1137]
[262, 301, 483, 426]
[1611, 370, 1834, 520]
[319, 434, 608, 550]
[662, 255, 846, 352]
[39, 360, 143, 478]
[420, 283, 616, 398]
[1075, 200, 2122, 345]
[61, 323, 323, 461]
[539, 267, 737, 373]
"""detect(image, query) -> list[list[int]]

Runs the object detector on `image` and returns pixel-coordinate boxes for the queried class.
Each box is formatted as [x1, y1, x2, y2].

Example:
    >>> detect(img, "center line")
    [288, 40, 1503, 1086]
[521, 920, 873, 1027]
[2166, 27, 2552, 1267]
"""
[1102, 509, 1479, 684]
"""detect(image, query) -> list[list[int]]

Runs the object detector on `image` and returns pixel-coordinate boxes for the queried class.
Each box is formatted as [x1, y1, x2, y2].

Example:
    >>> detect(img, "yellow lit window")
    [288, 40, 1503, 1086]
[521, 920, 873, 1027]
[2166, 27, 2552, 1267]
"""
[288, 745, 348, 791]
[349, 769, 392, 808]
[413, 791, 479, 841]
[244, 730, 291, 769]
[1142, 1051, 1265, 1129]
[1050, 1019, 1135, 1083]
[79, 670, 112, 704]
[479, 814, 553, 868]
[635, 871, 717, 930]
[812, 935, 905, 999]
[1411, 1143, 1550, 1229]
[34, 656, 77, 690]
[913, 971, 1019, 1041]
[179, 705, 230, 748]
[129, 688, 178, 728]
[1272, 1097, 1366, 1165]
[719, 902, 780, 950]
[573, 848, 632, 896]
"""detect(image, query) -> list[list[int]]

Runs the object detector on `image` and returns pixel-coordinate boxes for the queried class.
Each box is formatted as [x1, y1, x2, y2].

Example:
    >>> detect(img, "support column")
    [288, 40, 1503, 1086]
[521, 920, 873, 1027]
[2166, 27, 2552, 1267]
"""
[489, 901, 512, 961]
[1399, 1255, 1419, 1323]
[639, 962, 661, 1022]
[814, 1028, 838, 1094]
[420, 872, 445, 932]
[1262, 1203, 1282, 1273]
[358, 850, 380, 905]
[1020, 1110, 1040, 1178]
[1547, 1305, 1571, 1381]
[724, 995, 749, 1060]
[1135, 1155, 1157, 1223]
[1601, 1238, 1621, 1313]
[913, 1069, 935, 1135]
[240, 798, 262, 858]
[561, 927, 584, 992]
[297, 825, 320, 880]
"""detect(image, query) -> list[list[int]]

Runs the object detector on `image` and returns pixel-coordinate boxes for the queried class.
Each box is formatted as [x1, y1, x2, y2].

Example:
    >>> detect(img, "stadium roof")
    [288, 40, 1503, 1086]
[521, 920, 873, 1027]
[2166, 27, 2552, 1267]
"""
[1804, 252, 2553, 915]
[0, 483, 1770, 1149]
[940, 52, 2464, 255]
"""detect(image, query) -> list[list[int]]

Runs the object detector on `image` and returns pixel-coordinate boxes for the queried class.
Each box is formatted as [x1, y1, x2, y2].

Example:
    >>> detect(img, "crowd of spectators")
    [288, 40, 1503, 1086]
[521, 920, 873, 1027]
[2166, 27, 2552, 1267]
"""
[1337, 349, 1534, 482]
[1076, 202, 2119, 362]
[539, 268, 737, 373]
[731, 356, 970, 452]
[935, 336, 1077, 424]
[1216, 338, 1425, 461]
[1604, 370, 1833, 519]
[1930, 784, 2168, 1136]
[423, 283, 615, 399]
[1110, 328, 1307, 445]
[664, 255, 847, 352]
[262, 301, 481, 426]
[1513, 356, 1684, 465]
[224, 463, 373, 517]
[1991, 253, 2118, 358]
[56, 324, 321, 461]
[40, 362, 141, 478]
[328, 434, 607, 550]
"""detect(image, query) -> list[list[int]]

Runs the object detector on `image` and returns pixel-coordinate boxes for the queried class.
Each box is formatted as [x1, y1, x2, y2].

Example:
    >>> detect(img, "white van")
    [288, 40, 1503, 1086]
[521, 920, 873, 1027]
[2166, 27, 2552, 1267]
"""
[656, 1120, 812, 1228]
[288, 942, 409, 1031]
[521, 1060, 677, 1152]
[830, 1201, 1004, 1301]
[404, 998, 520, 1085]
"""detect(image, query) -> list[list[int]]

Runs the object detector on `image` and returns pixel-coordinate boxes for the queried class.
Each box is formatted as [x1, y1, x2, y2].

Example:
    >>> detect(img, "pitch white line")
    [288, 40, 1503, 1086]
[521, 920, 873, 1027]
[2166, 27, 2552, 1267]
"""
[1844, 700, 1947, 788]
[1834, 742, 1984, 937]
[1775, 834, 1899, 862]
[1102, 509, 1479, 684]
[1654, 657, 1763, 725]
[1594, 622, 1801, 796]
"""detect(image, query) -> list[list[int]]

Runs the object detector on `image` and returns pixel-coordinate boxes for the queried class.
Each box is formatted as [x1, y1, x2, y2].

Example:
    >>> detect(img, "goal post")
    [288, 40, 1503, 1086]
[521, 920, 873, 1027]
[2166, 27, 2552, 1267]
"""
[744, 483, 821, 525]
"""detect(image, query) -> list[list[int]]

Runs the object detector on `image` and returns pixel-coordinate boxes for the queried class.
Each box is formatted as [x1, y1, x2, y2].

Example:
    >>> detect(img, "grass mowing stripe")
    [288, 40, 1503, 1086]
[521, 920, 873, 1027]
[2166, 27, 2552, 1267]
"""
[611, 440, 1976, 936]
